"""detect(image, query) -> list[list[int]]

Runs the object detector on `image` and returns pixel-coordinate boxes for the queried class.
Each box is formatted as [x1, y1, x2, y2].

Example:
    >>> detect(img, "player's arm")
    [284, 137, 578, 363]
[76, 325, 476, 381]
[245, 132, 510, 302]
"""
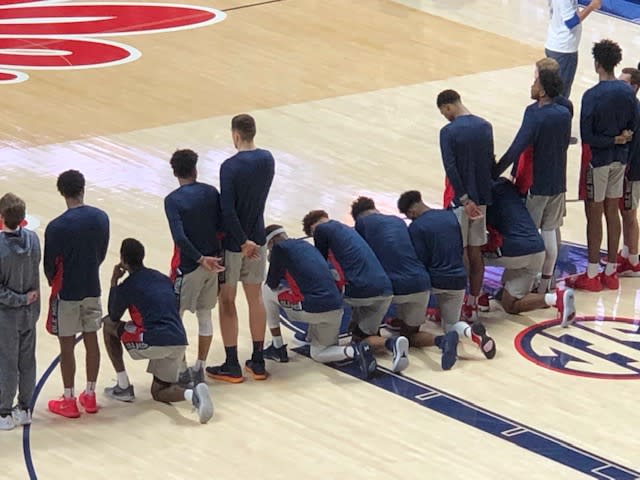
[43, 225, 59, 285]
[580, 93, 617, 148]
[0, 282, 30, 307]
[164, 196, 204, 264]
[440, 128, 468, 205]
[98, 214, 110, 265]
[265, 245, 286, 290]
[313, 225, 330, 259]
[219, 165, 249, 248]
[494, 110, 535, 178]
[575, 0, 601, 24]
[107, 266, 128, 322]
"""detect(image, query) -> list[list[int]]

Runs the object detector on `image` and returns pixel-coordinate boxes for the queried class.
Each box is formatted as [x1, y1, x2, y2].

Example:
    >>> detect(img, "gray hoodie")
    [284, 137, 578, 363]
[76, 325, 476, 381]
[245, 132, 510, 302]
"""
[0, 228, 41, 330]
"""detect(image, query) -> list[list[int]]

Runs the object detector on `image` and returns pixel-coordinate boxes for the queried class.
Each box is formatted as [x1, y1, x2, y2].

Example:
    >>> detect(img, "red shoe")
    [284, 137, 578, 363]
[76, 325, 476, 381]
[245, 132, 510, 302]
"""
[568, 272, 602, 292]
[555, 288, 576, 328]
[600, 271, 619, 290]
[617, 258, 640, 277]
[477, 293, 490, 312]
[425, 307, 441, 324]
[461, 303, 477, 323]
[79, 391, 98, 414]
[48, 396, 80, 418]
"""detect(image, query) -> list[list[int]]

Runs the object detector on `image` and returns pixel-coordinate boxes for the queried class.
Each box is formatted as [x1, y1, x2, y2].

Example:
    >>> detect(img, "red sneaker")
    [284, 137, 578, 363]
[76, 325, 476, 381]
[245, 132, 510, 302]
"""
[617, 258, 640, 277]
[568, 272, 602, 292]
[477, 293, 490, 312]
[48, 396, 80, 418]
[600, 271, 619, 290]
[461, 303, 477, 323]
[79, 391, 98, 414]
[425, 307, 441, 324]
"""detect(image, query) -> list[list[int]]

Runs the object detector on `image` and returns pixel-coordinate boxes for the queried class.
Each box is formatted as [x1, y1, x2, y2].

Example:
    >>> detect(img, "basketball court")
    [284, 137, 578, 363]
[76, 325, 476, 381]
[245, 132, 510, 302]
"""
[1, 0, 639, 478]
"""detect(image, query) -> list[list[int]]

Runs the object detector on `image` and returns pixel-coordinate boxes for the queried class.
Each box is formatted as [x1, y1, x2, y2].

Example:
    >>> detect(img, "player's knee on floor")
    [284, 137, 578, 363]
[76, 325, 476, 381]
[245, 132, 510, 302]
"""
[196, 309, 213, 336]
[150, 376, 172, 402]
[350, 324, 379, 343]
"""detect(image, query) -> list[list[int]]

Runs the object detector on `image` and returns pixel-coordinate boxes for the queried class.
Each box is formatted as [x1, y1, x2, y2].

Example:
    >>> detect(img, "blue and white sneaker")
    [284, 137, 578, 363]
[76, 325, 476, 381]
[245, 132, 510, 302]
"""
[440, 331, 458, 371]
[354, 342, 377, 380]
[391, 336, 409, 373]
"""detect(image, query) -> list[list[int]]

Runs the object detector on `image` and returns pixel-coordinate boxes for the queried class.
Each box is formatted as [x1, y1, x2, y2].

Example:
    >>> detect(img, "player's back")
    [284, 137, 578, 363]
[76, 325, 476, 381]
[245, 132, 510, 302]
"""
[531, 102, 571, 195]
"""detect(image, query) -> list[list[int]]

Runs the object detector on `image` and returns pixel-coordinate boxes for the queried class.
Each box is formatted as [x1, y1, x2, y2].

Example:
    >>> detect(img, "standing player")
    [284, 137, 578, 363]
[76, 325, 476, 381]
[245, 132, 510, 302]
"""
[44, 170, 109, 417]
[351, 197, 459, 370]
[437, 89, 494, 320]
[574, 40, 637, 291]
[484, 180, 576, 326]
[206, 114, 275, 383]
[397, 190, 496, 360]
[493, 68, 571, 294]
[165, 149, 224, 385]
[0, 194, 40, 430]
[103, 239, 213, 424]
[261, 225, 378, 378]
[617, 67, 640, 276]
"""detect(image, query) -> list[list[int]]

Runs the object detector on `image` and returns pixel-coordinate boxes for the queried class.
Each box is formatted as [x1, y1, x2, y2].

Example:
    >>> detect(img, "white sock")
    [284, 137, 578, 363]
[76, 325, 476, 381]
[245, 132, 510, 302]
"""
[184, 389, 193, 402]
[344, 346, 355, 359]
[630, 254, 639, 266]
[194, 359, 205, 371]
[86, 382, 96, 394]
[116, 371, 130, 389]
[466, 295, 477, 306]
[605, 262, 616, 276]
[587, 263, 600, 279]
[622, 245, 630, 258]
[451, 321, 471, 340]
[63, 388, 74, 399]
[273, 335, 284, 348]
[544, 293, 557, 307]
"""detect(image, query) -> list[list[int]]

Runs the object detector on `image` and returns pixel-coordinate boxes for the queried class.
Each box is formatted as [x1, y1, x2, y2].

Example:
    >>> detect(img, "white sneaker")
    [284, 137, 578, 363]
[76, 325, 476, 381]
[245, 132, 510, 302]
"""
[391, 336, 409, 373]
[0, 415, 15, 431]
[12, 407, 32, 426]
[192, 383, 214, 424]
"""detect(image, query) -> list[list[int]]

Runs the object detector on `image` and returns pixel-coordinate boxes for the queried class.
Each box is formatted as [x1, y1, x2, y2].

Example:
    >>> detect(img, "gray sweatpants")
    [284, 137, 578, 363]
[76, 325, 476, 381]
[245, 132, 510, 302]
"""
[0, 321, 36, 415]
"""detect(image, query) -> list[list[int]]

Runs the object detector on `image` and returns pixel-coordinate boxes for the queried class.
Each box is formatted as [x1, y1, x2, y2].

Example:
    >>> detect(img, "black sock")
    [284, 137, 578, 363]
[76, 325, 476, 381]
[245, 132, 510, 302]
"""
[225, 346, 239, 365]
[252, 341, 264, 362]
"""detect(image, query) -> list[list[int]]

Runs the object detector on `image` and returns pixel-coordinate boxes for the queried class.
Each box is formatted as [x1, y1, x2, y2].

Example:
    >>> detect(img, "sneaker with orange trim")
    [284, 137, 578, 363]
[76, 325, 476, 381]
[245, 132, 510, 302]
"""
[600, 271, 619, 290]
[79, 391, 98, 414]
[205, 363, 244, 383]
[244, 359, 268, 381]
[48, 396, 80, 418]
[568, 272, 602, 292]
[617, 258, 640, 277]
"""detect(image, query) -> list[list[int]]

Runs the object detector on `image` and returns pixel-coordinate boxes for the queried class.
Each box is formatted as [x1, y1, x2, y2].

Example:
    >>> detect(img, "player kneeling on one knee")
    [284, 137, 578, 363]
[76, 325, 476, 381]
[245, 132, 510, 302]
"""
[483, 179, 576, 327]
[103, 238, 213, 424]
[262, 225, 377, 379]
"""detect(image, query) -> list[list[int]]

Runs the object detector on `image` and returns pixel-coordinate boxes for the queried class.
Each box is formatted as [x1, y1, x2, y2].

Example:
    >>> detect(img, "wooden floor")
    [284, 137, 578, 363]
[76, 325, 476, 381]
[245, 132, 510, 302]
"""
[1, 0, 640, 478]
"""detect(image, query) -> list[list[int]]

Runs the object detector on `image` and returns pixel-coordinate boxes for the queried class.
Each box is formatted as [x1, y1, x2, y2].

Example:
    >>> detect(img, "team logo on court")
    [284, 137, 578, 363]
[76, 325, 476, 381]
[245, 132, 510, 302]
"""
[515, 317, 640, 380]
[0, 0, 225, 84]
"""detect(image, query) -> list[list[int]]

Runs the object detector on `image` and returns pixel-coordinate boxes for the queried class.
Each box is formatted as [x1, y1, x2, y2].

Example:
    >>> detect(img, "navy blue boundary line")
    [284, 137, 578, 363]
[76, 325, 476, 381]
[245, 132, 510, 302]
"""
[284, 319, 640, 480]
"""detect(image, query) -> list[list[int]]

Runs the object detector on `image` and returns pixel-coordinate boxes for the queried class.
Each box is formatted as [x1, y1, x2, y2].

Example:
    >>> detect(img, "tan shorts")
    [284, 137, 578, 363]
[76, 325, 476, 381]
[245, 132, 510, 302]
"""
[454, 205, 487, 247]
[177, 266, 218, 313]
[526, 193, 565, 231]
[622, 178, 640, 211]
[344, 295, 393, 336]
[586, 162, 625, 202]
[431, 288, 465, 332]
[392, 291, 429, 327]
[54, 297, 102, 337]
[220, 248, 267, 286]
[485, 251, 545, 299]
[286, 308, 343, 348]
[128, 345, 187, 384]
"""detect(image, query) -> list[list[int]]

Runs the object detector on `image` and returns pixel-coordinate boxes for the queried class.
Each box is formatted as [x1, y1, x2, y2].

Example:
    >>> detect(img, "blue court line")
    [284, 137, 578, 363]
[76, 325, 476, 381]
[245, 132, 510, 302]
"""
[23, 335, 83, 480]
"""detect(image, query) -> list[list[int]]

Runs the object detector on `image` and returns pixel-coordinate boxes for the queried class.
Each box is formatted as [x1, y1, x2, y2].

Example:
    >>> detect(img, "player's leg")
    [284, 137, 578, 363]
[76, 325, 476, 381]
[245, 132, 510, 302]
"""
[14, 326, 36, 426]
[262, 284, 288, 363]
[242, 282, 268, 380]
[102, 316, 134, 402]
[601, 162, 625, 288]
[465, 206, 487, 319]
[619, 180, 640, 275]
[76, 297, 102, 414]
[0, 322, 19, 429]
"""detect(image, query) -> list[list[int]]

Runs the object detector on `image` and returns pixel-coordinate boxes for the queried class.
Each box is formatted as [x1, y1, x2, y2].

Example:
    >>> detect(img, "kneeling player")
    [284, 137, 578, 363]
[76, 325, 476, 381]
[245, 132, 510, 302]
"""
[484, 179, 576, 326]
[102, 238, 213, 424]
[262, 225, 378, 378]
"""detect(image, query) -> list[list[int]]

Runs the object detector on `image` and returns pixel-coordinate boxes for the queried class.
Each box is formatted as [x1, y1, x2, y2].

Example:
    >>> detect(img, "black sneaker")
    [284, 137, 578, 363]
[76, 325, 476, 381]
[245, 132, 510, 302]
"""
[263, 343, 289, 363]
[191, 383, 214, 424]
[244, 359, 268, 380]
[471, 322, 496, 360]
[440, 331, 458, 371]
[354, 342, 377, 379]
[205, 363, 244, 383]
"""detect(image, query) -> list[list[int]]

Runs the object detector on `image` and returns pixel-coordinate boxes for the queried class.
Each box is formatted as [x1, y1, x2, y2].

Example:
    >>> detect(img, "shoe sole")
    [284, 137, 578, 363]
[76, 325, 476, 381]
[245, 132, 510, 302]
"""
[79, 400, 98, 414]
[104, 392, 135, 402]
[195, 383, 214, 424]
[472, 323, 496, 360]
[391, 336, 409, 373]
[205, 371, 244, 383]
[619, 270, 640, 277]
[441, 331, 459, 371]
[264, 354, 289, 363]
[560, 290, 576, 328]
[244, 366, 268, 381]
[48, 407, 80, 419]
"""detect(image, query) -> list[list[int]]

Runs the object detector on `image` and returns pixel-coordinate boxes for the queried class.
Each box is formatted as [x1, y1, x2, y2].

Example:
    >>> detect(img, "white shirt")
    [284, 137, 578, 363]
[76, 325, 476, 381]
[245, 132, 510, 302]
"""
[545, 0, 582, 53]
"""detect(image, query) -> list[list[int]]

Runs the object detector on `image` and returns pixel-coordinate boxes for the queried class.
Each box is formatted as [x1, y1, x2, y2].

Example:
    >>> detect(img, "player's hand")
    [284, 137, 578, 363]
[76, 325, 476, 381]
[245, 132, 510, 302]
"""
[241, 240, 261, 260]
[615, 132, 632, 145]
[111, 263, 126, 285]
[589, 0, 602, 10]
[463, 200, 484, 220]
[26, 290, 39, 305]
[200, 256, 225, 273]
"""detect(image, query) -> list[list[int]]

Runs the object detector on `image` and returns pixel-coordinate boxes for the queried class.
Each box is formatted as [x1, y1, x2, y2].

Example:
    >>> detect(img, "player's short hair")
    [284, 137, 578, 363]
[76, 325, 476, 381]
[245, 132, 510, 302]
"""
[0, 193, 26, 230]
[436, 89, 461, 108]
[397, 190, 422, 215]
[592, 39, 622, 73]
[56, 170, 85, 198]
[231, 114, 256, 142]
[350, 196, 376, 221]
[120, 238, 145, 269]
[622, 67, 640, 87]
[538, 69, 563, 99]
[170, 149, 198, 178]
[536, 57, 560, 73]
[302, 209, 329, 237]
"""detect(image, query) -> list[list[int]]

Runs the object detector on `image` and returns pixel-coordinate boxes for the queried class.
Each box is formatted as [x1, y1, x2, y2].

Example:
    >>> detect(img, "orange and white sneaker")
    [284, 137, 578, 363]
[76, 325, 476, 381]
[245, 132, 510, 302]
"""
[79, 391, 98, 414]
[48, 396, 80, 418]
[568, 272, 602, 292]
[617, 258, 640, 277]
[555, 288, 576, 328]
[600, 271, 619, 290]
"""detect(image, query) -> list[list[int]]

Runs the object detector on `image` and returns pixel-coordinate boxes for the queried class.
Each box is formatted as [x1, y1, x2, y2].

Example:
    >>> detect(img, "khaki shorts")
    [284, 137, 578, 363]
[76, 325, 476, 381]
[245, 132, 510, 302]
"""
[526, 193, 565, 231]
[485, 251, 545, 299]
[585, 162, 625, 202]
[220, 248, 267, 286]
[177, 265, 218, 313]
[454, 205, 487, 247]
[54, 297, 102, 337]
[344, 295, 393, 336]
[431, 288, 465, 332]
[622, 178, 640, 211]
[392, 291, 429, 327]
[128, 345, 187, 384]
[286, 308, 343, 348]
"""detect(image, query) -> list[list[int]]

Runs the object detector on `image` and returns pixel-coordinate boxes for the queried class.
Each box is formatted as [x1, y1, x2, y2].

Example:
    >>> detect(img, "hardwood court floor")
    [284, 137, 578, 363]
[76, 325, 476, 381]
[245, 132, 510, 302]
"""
[1, 0, 639, 479]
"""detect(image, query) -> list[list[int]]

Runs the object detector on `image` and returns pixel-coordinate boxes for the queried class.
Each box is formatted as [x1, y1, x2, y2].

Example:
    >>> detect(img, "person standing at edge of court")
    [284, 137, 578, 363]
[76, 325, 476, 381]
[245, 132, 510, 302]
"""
[206, 114, 275, 383]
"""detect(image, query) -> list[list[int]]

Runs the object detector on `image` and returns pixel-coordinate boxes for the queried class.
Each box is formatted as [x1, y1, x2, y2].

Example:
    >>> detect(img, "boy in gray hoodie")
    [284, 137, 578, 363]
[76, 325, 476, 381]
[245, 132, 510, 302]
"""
[0, 193, 40, 430]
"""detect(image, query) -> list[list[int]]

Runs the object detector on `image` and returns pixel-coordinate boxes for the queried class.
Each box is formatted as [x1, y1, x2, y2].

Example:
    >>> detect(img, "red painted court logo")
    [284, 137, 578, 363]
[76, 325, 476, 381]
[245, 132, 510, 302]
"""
[515, 317, 640, 380]
[0, 0, 225, 84]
